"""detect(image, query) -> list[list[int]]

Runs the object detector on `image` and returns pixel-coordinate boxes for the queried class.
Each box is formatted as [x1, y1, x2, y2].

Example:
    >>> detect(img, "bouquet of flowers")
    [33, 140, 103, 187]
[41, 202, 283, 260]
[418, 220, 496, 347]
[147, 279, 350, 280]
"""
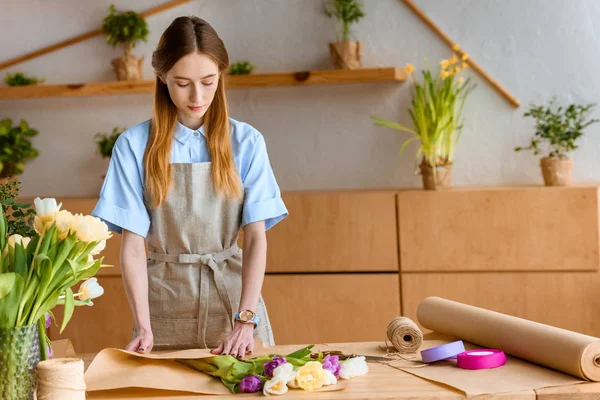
[0, 197, 112, 399]
[178, 345, 368, 396]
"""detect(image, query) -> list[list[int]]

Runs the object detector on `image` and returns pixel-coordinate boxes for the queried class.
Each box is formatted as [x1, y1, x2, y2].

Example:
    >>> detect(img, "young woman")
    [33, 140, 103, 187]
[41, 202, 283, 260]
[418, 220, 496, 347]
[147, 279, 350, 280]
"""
[92, 16, 287, 359]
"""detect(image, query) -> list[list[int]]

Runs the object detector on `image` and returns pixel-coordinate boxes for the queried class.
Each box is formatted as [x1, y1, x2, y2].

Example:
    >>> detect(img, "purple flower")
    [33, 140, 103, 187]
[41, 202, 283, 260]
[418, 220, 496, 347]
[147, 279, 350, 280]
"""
[239, 375, 262, 393]
[47, 345, 53, 359]
[45, 313, 51, 329]
[322, 354, 341, 378]
[264, 356, 287, 377]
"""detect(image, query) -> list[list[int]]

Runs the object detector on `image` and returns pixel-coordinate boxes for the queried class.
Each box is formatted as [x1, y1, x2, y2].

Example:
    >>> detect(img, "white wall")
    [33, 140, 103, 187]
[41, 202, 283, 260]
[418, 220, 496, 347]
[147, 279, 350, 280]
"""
[1, 0, 599, 198]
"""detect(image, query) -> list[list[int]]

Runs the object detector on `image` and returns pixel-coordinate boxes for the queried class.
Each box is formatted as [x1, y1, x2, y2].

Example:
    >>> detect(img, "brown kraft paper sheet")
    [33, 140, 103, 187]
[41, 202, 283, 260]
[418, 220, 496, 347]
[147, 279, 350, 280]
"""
[388, 296, 600, 397]
[84, 341, 348, 398]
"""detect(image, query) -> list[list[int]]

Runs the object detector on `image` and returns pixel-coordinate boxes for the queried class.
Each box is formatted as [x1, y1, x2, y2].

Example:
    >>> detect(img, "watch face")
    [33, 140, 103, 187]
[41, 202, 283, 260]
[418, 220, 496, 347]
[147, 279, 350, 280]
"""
[240, 310, 254, 322]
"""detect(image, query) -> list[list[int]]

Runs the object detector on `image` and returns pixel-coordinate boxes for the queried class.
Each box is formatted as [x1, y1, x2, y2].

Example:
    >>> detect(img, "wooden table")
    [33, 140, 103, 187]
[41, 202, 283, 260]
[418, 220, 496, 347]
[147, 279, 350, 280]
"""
[77, 342, 600, 400]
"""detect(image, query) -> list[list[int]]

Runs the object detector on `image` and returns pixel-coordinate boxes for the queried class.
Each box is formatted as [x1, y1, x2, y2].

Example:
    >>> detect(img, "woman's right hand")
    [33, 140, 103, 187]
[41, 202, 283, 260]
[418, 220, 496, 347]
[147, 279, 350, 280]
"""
[126, 329, 154, 354]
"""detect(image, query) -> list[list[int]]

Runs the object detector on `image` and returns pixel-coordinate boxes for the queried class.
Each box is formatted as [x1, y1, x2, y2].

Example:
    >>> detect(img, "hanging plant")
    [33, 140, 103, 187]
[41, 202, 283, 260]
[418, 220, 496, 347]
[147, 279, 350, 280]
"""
[324, 0, 365, 69]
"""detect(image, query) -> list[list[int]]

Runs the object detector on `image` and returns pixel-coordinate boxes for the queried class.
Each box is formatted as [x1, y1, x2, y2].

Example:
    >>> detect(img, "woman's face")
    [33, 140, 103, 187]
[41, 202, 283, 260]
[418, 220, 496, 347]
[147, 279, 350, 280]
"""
[161, 52, 220, 129]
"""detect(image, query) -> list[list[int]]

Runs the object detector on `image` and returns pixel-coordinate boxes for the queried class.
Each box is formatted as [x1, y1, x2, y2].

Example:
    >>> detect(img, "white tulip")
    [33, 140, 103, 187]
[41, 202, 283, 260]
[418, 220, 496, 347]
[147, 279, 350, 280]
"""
[263, 376, 288, 396]
[323, 369, 337, 386]
[71, 214, 112, 243]
[33, 197, 62, 234]
[78, 277, 104, 305]
[54, 210, 74, 240]
[339, 356, 369, 379]
[4, 234, 30, 255]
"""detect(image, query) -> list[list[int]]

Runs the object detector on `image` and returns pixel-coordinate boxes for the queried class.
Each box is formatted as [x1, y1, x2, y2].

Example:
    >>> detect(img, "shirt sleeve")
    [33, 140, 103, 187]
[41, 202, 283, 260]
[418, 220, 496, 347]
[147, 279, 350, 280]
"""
[242, 134, 288, 230]
[91, 134, 150, 237]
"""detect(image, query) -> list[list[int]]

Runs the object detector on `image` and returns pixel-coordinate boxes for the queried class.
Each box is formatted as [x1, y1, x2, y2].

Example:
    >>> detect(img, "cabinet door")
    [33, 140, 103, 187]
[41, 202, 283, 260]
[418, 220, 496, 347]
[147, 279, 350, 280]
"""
[397, 186, 600, 272]
[402, 272, 600, 337]
[48, 276, 133, 354]
[264, 191, 399, 272]
[262, 273, 400, 344]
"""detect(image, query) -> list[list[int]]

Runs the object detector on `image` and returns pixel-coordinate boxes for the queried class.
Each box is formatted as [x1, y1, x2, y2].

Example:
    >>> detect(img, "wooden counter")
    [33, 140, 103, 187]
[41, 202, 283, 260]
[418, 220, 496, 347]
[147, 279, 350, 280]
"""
[77, 341, 600, 400]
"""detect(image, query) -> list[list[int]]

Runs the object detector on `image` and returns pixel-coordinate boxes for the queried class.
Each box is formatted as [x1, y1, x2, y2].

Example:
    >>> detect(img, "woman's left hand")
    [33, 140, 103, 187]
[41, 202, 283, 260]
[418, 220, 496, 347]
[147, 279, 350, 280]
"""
[211, 321, 255, 358]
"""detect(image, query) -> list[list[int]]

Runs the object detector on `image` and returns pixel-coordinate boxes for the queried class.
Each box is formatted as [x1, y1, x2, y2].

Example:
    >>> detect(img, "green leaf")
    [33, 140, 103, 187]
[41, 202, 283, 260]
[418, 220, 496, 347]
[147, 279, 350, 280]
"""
[60, 287, 74, 334]
[286, 344, 315, 359]
[0, 272, 15, 299]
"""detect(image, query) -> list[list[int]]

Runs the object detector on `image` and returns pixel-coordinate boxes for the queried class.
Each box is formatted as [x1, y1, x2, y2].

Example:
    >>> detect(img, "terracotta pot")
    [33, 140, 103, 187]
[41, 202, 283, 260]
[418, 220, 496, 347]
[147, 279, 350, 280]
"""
[540, 157, 573, 186]
[329, 41, 362, 69]
[419, 159, 452, 190]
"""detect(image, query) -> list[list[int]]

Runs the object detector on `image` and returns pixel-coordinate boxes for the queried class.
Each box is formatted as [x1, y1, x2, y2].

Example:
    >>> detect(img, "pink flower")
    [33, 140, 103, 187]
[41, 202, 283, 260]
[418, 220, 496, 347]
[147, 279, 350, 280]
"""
[45, 313, 51, 329]
[322, 354, 341, 378]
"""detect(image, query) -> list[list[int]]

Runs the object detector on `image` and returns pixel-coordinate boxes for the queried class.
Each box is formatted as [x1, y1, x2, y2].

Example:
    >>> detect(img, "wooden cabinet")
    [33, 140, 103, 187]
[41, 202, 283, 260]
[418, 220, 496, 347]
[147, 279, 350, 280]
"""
[262, 273, 400, 344]
[41, 184, 600, 352]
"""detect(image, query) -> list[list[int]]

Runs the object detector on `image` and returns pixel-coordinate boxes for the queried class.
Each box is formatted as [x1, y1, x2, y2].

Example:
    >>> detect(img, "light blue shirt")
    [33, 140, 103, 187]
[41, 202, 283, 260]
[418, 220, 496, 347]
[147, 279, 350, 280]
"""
[92, 118, 288, 238]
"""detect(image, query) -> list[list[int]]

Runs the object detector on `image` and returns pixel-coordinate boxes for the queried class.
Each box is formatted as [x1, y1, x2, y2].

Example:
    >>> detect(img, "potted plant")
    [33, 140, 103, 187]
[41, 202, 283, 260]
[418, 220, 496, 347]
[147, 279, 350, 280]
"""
[0, 197, 111, 399]
[229, 60, 255, 75]
[324, 0, 365, 69]
[94, 127, 123, 179]
[371, 52, 476, 190]
[515, 99, 599, 186]
[0, 119, 39, 180]
[101, 4, 149, 81]
[4, 72, 45, 87]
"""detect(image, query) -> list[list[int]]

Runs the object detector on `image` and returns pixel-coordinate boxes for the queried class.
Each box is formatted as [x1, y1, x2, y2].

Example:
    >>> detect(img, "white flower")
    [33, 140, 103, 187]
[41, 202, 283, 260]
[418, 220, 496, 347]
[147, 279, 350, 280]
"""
[78, 277, 104, 305]
[4, 234, 31, 255]
[273, 363, 294, 381]
[323, 369, 337, 386]
[54, 210, 74, 240]
[263, 376, 288, 396]
[90, 240, 107, 256]
[33, 197, 62, 233]
[71, 214, 112, 243]
[339, 356, 369, 379]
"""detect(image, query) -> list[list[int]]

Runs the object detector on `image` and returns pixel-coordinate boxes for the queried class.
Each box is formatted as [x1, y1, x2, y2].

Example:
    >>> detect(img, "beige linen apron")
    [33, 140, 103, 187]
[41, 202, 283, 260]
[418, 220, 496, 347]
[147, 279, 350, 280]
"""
[134, 162, 275, 350]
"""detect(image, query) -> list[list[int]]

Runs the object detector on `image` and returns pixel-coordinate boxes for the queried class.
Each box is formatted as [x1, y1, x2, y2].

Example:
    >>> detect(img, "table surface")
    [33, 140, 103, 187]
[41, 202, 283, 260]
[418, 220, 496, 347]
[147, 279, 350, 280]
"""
[78, 342, 600, 400]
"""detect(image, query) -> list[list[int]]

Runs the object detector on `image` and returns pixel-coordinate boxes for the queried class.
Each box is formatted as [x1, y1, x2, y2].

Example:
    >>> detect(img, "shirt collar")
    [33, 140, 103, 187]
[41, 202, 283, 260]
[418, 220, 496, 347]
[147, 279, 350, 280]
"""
[174, 120, 206, 144]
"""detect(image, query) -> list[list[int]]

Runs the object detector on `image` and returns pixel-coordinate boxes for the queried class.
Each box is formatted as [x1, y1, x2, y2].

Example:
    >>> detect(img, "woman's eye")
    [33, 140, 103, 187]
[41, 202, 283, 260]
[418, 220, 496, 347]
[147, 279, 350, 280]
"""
[202, 81, 214, 86]
[177, 83, 189, 87]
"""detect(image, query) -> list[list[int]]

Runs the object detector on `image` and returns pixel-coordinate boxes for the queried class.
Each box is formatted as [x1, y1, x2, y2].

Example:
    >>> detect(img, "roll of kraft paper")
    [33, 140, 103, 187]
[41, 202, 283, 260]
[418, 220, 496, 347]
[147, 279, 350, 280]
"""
[417, 297, 600, 381]
[421, 340, 465, 363]
[457, 350, 507, 370]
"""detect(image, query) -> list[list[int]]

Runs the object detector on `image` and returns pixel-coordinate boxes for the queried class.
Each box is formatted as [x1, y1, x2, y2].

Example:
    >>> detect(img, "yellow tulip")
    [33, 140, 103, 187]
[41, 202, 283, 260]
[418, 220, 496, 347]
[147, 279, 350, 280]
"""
[452, 44, 460, 51]
[404, 63, 415, 74]
[296, 361, 326, 391]
[440, 59, 449, 68]
[462, 53, 469, 61]
[449, 55, 459, 64]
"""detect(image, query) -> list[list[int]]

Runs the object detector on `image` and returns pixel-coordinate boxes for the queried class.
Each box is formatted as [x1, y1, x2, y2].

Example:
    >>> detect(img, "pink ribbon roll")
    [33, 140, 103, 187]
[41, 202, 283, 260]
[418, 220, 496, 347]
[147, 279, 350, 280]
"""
[457, 349, 507, 370]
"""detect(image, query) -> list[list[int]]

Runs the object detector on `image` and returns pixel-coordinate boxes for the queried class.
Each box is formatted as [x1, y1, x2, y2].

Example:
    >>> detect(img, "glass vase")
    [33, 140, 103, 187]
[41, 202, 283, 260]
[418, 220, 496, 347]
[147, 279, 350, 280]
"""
[0, 324, 41, 400]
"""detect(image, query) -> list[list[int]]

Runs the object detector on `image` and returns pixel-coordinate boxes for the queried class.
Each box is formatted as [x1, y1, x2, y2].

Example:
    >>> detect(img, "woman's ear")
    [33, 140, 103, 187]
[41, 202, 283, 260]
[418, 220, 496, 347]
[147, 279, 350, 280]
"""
[157, 72, 167, 84]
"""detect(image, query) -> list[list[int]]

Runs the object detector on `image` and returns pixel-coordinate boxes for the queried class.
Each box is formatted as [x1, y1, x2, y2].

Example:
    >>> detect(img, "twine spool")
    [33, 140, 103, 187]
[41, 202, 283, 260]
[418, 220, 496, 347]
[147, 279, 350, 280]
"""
[386, 316, 423, 354]
[36, 358, 86, 400]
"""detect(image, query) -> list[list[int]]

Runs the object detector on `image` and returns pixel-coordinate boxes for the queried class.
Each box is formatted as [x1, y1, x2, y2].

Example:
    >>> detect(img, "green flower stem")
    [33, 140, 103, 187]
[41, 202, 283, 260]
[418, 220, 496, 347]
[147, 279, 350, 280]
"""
[38, 317, 48, 361]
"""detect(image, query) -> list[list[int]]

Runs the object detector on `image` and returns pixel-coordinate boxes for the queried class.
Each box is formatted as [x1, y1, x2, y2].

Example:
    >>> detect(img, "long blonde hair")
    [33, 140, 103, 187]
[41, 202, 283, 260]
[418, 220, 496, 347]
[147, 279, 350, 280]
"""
[145, 16, 242, 208]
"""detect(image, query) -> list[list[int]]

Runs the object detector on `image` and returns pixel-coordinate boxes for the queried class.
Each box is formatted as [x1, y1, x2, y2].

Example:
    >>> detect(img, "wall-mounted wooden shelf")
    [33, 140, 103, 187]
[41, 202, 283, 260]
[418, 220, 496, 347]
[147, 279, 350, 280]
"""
[0, 67, 406, 100]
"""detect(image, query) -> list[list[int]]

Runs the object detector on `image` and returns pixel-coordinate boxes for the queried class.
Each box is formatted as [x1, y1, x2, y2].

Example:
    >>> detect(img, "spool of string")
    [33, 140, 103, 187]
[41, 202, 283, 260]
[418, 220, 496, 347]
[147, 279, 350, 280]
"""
[36, 358, 86, 400]
[385, 317, 423, 357]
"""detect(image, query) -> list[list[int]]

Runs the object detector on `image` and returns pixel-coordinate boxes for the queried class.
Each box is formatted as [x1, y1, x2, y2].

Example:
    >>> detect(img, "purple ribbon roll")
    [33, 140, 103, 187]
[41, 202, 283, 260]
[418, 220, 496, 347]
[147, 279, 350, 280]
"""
[457, 349, 507, 370]
[421, 340, 466, 363]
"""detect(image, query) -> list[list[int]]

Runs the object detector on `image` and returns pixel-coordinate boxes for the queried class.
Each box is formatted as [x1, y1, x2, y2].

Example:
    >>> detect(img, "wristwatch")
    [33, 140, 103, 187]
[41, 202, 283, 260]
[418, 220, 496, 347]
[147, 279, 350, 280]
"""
[234, 309, 260, 328]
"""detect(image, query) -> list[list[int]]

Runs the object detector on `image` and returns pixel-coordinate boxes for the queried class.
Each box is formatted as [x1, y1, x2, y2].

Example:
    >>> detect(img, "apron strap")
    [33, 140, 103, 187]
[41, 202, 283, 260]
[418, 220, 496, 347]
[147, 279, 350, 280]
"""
[148, 245, 240, 348]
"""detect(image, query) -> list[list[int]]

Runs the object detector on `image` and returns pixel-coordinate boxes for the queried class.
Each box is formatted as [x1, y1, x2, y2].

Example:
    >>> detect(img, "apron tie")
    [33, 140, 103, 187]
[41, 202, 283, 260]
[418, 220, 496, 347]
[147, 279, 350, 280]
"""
[148, 245, 240, 348]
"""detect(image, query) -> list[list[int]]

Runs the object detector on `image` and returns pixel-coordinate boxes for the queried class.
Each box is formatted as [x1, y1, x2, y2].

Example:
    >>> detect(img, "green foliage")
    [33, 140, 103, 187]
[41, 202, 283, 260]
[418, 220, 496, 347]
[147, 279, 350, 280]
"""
[0, 180, 36, 238]
[0, 119, 39, 178]
[101, 4, 149, 49]
[324, 0, 365, 42]
[371, 58, 476, 176]
[94, 127, 124, 159]
[229, 61, 255, 75]
[515, 98, 599, 159]
[5, 72, 45, 87]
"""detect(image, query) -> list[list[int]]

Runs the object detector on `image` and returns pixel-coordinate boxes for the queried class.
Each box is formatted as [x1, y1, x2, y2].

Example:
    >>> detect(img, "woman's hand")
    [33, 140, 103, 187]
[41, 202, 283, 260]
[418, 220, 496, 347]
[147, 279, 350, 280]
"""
[126, 329, 154, 354]
[211, 322, 255, 358]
